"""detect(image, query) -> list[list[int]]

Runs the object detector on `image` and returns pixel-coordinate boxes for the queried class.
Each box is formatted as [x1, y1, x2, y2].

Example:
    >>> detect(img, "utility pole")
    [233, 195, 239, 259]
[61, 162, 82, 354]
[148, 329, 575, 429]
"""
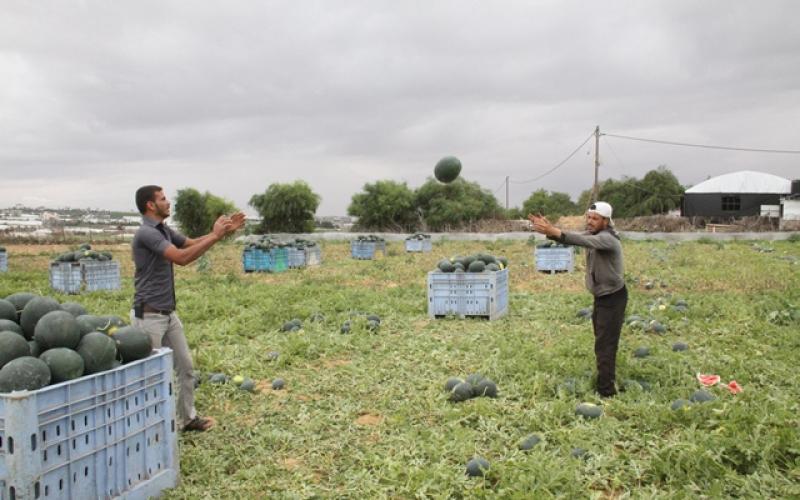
[505, 176, 509, 211]
[591, 125, 600, 203]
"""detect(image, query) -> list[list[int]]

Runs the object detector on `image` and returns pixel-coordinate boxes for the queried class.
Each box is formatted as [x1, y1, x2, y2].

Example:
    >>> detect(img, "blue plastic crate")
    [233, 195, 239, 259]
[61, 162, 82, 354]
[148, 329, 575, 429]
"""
[286, 248, 306, 269]
[242, 248, 288, 273]
[427, 268, 509, 320]
[405, 239, 432, 252]
[50, 262, 83, 295]
[0, 348, 179, 500]
[304, 246, 322, 266]
[0, 252, 6, 273]
[351, 241, 385, 260]
[534, 246, 575, 273]
[82, 260, 121, 291]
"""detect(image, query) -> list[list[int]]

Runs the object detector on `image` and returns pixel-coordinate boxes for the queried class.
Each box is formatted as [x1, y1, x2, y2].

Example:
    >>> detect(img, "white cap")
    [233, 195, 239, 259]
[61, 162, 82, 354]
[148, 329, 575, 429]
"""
[588, 201, 613, 219]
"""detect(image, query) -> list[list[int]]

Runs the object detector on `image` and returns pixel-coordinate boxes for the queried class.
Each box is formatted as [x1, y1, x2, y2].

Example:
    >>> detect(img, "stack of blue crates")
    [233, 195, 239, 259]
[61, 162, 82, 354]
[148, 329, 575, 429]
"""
[0, 349, 179, 499]
[0, 250, 6, 272]
[286, 247, 306, 269]
[405, 239, 432, 252]
[351, 241, 386, 260]
[304, 246, 322, 266]
[82, 260, 121, 291]
[50, 262, 83, 294]
[242, 247, 288, 273]
[534, 246, 575, 273]
[427, 268, 509, 320]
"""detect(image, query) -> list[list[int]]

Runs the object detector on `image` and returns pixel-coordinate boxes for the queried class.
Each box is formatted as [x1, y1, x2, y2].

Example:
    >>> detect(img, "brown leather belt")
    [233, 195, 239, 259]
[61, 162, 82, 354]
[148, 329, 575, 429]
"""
[143, 304, 173, 315]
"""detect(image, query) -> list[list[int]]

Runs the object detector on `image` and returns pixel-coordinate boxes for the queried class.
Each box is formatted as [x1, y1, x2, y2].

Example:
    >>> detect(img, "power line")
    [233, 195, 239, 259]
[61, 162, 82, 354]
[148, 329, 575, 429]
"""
[600, 136, 683, 198]
[492, 179, 506, 195]
[603, 133, 800, 154]
[510, 132, 595, 185]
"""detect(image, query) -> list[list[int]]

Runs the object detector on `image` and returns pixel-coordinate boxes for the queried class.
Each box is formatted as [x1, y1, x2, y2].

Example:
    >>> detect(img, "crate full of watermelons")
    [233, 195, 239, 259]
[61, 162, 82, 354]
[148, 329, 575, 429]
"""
[51, 244, 121, 293]
[427, 254, 509, 320]
[534, 241, 575, 273]
[0, 294, 177, 499]
[405, 233, 432, 253]
[243, 237, 289, 273]
[290, 238, 321, 267]
[0, 246, 7, 273]
[351, 235, 386, 260]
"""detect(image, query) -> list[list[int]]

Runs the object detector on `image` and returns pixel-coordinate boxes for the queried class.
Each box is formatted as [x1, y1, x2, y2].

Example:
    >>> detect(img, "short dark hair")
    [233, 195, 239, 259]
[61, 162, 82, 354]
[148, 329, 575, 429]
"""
[135, 185, 162, 214]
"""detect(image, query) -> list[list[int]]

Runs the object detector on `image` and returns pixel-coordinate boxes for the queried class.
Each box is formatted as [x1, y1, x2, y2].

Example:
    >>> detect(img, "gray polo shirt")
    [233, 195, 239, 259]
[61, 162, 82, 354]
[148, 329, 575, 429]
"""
[132, 216, 187, 311]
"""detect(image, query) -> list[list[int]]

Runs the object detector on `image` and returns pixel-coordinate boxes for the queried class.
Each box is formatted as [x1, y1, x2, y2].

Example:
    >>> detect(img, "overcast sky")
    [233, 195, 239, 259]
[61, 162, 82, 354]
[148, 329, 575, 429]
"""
[1, 0, 798, 215]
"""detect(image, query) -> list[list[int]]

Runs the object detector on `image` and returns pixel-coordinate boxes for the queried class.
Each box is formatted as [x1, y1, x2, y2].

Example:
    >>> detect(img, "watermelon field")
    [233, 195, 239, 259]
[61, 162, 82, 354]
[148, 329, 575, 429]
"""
[1, 238, 799, 498]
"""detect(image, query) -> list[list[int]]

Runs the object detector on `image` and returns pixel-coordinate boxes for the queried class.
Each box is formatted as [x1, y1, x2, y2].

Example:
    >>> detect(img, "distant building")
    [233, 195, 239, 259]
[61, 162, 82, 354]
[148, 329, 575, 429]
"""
[681, 171, 797, 218]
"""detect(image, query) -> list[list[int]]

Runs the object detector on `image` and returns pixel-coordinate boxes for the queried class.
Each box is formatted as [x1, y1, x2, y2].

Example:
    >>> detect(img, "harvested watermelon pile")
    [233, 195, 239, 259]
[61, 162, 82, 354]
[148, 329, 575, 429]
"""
[354, 234, 385, 242]
[405, 233, 431, 241]
[246, 236, 318, 251]
[53, 243, 113, 262]
[435, 253, 508, 273]
[535, 240, 572, 249]
[0, 292, 153, 393]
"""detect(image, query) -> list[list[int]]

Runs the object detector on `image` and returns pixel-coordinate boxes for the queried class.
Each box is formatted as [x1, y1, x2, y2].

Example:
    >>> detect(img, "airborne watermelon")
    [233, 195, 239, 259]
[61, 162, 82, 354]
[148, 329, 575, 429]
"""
[434, 156, 462, 183]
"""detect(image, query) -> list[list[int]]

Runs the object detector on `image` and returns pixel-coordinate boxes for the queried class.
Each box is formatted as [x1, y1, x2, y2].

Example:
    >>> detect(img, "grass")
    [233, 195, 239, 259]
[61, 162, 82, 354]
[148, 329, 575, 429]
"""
[1, 239, 799, 498]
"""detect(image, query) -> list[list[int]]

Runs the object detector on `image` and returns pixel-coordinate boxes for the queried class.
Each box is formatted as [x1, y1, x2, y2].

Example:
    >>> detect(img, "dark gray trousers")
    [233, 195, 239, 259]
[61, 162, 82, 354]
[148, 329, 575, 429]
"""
[592, 285, 628, 396]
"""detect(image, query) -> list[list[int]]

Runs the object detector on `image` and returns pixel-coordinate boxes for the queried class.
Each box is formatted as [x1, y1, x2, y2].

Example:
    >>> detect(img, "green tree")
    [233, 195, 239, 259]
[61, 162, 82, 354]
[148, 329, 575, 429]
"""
[249, 181, 321, 233]
[173, 188, 208, 238]
[414, 178, 503, 231]
[634, 166, 684, 215]
[174, 188, 239, 237]
[577, 166, 684, 217]
[348, 180, 418, 231]
[521, 189, 579, 219]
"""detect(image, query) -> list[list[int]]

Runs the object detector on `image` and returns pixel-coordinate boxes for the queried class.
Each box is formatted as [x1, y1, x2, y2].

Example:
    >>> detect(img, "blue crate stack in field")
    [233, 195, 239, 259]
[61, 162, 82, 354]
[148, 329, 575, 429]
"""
[50, 262, 84, 294]
[242, 247, 287, 273]
[405, 233, 432, 252]
[304, 245, 322, 266]
[427, 267, 509, 321]
[243, 237, 322, 272]
[534, 243, 575, 273]
[82, 260, 122, 291]
[0, 348, 179, 499]
[0, 247, 7, 272]
[351, 235, 386, 260]
[49, 244, 121, 294]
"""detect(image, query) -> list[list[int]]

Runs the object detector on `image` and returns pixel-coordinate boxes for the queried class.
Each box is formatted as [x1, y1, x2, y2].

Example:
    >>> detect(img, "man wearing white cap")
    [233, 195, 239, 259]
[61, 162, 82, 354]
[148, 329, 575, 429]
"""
[529, 202, 627, 397]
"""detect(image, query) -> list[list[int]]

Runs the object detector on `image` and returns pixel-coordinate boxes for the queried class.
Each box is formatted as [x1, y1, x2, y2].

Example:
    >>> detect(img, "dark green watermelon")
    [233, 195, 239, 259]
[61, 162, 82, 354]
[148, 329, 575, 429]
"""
[0, 330, 31, 369]
[39, 348, 85, 383]
[34, 311, 81, 351]
[5, 292, 38, 321]
[434, 156, 462, 183]
[467, 261, 486, 273]
[0, 357, 51, 392]
[76, 315, 108, 337]
[0, 299, 17, 322]
[0, 319, 23, 336]
[112, 326, 152, 363]
[20, 297, 61, 340]
[76, 332, 117, 374]
[60, 302, 88, 317]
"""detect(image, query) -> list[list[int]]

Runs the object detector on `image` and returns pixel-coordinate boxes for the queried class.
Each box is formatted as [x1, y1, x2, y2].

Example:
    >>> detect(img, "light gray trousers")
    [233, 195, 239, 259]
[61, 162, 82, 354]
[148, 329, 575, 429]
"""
[130, 311, 197, 428]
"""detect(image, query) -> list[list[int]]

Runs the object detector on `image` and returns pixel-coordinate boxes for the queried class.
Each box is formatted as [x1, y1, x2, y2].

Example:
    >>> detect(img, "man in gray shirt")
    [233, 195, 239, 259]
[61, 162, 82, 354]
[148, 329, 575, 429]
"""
[132, 185, 245, 431]
[530, 202, 627, 397]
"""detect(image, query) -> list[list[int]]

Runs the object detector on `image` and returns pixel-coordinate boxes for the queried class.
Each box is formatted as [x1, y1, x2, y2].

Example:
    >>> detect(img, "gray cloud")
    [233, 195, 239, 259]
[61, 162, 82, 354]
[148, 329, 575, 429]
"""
[1, 0, 798, 214]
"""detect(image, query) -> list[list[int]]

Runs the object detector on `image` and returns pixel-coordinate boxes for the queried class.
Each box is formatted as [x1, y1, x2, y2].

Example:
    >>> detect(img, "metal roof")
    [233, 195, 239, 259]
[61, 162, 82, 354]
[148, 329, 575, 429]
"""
[685, 171, 792, 194]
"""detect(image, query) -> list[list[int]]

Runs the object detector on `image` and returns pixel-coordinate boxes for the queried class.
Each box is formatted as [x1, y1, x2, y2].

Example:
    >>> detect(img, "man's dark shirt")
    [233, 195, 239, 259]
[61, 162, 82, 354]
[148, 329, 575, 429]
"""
[132, 216, 186, 311]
